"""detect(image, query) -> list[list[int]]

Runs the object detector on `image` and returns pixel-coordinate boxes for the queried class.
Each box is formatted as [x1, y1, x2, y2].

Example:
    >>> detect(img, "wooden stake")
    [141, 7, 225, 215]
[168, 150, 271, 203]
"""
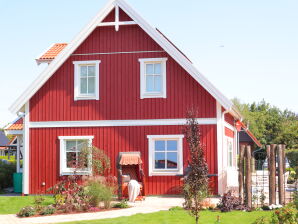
[245, 145, 252, 208]
[277, 144, 285, 205]
[238, 145, 245, 203]
[269, 144, 276, 205]
[282, 144, 286, 174]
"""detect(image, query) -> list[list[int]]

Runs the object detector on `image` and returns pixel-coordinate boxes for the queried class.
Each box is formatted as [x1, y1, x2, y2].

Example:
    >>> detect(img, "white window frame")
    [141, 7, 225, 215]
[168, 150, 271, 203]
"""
[58, 136, 94, 175]
[226, 136, 234, 168]
[147, 135, 184, 176]
[73, 60, 101, 101]
[139, 58, 167, 99]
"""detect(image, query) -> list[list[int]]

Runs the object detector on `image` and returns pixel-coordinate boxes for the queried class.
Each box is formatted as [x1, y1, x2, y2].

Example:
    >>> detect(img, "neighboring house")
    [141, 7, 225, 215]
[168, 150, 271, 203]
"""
[8, 0, 260, 196]
[0, 131, 9, 156]
[4, 117, 23, 172]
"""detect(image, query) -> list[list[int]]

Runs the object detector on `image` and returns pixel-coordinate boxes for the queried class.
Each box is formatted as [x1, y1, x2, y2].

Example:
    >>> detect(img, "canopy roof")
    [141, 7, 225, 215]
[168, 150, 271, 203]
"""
[119, 152, 142, 165]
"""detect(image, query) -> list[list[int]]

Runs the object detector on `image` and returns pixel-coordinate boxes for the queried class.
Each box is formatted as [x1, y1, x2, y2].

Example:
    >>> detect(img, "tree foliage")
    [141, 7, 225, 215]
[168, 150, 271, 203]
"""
[183, 109, 209, 224]
[232, 98, 298, 148]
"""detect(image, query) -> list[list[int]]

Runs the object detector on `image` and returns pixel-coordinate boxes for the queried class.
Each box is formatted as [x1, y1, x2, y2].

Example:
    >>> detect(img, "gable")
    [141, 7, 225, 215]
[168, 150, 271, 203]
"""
[30, 24, 217, 121]
[9, 0, 240, 120]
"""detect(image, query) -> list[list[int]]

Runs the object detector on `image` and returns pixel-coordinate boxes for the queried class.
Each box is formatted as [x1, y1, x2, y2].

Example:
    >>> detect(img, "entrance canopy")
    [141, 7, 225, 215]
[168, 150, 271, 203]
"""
[236, 121, 262, 147]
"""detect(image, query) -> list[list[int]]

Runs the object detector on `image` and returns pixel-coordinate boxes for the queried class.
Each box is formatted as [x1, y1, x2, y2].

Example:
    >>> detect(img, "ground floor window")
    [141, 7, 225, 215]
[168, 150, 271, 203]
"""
[58, 136, 93, 175]
[226, 136, 234, 167]
[147, 135, 184, 176]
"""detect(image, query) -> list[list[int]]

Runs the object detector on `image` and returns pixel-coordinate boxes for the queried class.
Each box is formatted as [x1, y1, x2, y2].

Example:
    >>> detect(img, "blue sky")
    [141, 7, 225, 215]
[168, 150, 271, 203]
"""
[0, 0, 297, 127]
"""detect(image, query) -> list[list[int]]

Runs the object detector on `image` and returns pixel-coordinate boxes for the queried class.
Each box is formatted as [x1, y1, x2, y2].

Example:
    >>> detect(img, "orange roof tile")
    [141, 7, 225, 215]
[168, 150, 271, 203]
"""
[38, 43, 68, 61]
[5, 118, 23, 131]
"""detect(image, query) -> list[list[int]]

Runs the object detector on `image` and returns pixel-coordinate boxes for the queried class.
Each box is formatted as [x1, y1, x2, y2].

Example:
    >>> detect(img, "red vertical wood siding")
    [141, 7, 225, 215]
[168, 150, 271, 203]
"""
[224, 113, 235, 126]
[29, 125, 218, 195]
[30, 25, 216, 121]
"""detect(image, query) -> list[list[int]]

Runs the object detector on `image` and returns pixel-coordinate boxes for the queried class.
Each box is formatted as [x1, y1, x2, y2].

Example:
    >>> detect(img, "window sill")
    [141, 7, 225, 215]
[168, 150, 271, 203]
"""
[74, 96, 99, 101]
[60, 171, 91, 176]
[149, 171, 183, 176]
[141, 94, 166, 99]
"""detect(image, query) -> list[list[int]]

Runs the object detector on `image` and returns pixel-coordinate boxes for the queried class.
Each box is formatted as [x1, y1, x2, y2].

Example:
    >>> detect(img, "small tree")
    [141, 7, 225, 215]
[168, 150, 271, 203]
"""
[183, 109, 209, 224]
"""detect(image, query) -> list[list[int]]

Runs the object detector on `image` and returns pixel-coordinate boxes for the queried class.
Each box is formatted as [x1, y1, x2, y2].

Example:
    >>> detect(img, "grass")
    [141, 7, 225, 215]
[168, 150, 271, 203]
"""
[59, 209, 274, 224]
[0, 196, 54, 214]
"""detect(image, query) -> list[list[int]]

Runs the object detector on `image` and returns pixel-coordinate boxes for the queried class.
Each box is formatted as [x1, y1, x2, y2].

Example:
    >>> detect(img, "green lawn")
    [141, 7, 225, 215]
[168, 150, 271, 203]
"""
[0, 196, 54, 214]
[60, 210, 273, 224]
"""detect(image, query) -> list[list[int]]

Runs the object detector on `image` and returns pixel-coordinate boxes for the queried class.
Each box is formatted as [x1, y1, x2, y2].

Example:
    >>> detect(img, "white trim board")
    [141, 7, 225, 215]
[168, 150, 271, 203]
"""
[29, 118, 217, 128]
[9, 0, 240, 120]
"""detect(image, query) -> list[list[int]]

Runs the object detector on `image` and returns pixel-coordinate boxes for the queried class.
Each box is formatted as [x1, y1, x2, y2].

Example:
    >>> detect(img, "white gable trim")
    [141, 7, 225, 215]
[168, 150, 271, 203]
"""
[9, 0, 240, 120]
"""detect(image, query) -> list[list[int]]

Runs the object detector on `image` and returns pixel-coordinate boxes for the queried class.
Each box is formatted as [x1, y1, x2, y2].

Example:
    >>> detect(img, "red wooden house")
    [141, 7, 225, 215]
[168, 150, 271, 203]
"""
[8, 0, 260, 196]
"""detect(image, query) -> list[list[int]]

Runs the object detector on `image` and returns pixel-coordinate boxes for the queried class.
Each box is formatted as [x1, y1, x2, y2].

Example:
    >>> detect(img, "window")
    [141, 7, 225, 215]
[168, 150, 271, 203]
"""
[147, 135, 183, 176]
[227, 137, 233, 167]
[139, 58, 167, 99]
[58, 136, 94, 175]
[73, 61, 100, 100]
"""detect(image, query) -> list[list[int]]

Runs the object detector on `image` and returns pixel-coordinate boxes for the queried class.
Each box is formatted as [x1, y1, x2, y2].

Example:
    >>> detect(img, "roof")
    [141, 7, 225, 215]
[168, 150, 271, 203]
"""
[9, 0, 241, 120]
[0, 131, 9, 146]
[4, 117, 23, 131]
[236, 121, 262, 147]
[36, 43, 68, 65]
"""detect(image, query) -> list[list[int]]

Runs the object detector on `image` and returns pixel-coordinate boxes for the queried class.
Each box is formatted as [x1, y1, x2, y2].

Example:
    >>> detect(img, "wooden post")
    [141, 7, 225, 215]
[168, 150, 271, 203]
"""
[269, 144, 276, 205]
[238, 144, 245, 203]
[277, 144, 285, 205]
[282, 144, 286, 174]
[245, 145, 252, 208]
[266, 145, 270, 168]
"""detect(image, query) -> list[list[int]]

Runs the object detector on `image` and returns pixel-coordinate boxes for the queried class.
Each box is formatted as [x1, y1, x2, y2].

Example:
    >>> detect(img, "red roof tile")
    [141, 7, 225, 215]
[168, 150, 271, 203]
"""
[38, 43, 68, 61]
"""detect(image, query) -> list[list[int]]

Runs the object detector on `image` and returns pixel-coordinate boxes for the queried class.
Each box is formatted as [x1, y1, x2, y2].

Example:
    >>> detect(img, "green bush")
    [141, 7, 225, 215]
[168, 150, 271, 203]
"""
[113, 200, 129, 209]
[17, 206, 36, 217]
[169, 206, 184, 211]
[286, 149, 298, 179]
[34, 195, 45, 212]
[293, 191, 298, 210]
[40, 205, 56, 215]
[271, 205, 298, 224]
[85, 181, 114, 209]
[0, 160, 16, 189]
[251, 216, 270, 224]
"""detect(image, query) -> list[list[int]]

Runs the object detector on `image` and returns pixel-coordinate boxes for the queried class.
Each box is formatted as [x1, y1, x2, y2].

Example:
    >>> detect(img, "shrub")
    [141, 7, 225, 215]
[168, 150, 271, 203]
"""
[0, 160, 16, 190]
[293, 191, 298, 210]
[169, 206, 184, 211]
[85, 181, 105, 207]
[49, 175, 91, 212]
[40, 205, 56, 216]
[271, 204, 298, 224]
[217, 191, 248, 212]
[286, 149, 298, 179]
[262, 205, 270, 211]
[113, 200, 129, 209]
[34, 195, 45, 212]
[84, 177, 116, 209]
[17, 206, 36, 217]
[252, 216, 270, 224]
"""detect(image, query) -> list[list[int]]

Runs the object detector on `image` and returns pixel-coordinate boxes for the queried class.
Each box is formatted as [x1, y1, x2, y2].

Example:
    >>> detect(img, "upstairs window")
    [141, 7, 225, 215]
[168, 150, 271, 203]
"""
[139, 58, 167, 99]
[73, 60, 100, 101]
[147, 135, 184, 176]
